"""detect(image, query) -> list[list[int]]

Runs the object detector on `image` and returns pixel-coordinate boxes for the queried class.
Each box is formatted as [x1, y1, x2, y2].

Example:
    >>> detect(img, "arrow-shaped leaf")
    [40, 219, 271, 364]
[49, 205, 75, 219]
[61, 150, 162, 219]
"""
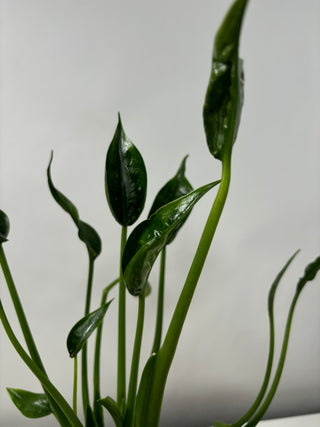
[105, 113, 147, 226]
[67, 301, 112, 358]
[122, 181, 220, 296]
[7, 388, 52, 418]
[148, 155, 193, 245]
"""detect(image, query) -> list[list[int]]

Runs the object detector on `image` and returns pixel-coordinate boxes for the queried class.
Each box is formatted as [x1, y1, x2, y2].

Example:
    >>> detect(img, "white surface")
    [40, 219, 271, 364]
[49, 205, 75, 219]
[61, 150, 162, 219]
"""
[260, 413, 320, 426]
[1, 0, 320, 425]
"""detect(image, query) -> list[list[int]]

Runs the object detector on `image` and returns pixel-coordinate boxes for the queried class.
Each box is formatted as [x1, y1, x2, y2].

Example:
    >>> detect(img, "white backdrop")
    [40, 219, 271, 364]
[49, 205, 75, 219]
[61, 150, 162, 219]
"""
[1, 0, 319, 426]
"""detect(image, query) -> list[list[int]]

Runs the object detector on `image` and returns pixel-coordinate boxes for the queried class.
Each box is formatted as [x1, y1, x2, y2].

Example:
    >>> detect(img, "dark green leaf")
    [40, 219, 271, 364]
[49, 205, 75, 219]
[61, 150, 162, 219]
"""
[99, 396, 123, 427]
[123, 181, 220, 296]
[105, 114, 147, 226]
[296, 255, 320, 294]
[67, 301, 112, 358]
[78, 220, 102, 261]
[0, 210, 10, 244]
[148, 155, 193, 216]
[135, 353, 157, 427]
[47, 152, 102, 260]
[148, 156, 193, 244]
[7, 388, 52, 418]
[203, 0, 248, 160]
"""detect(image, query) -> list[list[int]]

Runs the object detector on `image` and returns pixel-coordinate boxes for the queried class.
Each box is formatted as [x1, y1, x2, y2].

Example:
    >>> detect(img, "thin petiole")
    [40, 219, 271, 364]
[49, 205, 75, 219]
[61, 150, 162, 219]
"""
[0, 245, 71, 426]
[73, 355, 78, 414]
[118, 226, 127, 406]
[125, 294, 145, 427]
[93, 277, 119, 425]
[151, 247, 166, 354]
[246, 291, 300, 427]
[82, 256, 95, 416]
[0, 300, 83, 427]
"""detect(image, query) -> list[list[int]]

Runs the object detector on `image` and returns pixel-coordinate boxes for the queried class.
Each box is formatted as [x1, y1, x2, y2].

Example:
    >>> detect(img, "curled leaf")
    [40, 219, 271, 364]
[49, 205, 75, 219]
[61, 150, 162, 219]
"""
[203, 0, 248, 160]
[105, 114, 147, 226]
[0, 210, 10, 243]
[47, 152, 102, 260]
[123, 181, 220, 296]
[67, 301, 112, 358]
[135, 353, 157, 427]
[7, 388, 52, 418]
[148, 155, 193, 244]
[296, 255, 320, 294]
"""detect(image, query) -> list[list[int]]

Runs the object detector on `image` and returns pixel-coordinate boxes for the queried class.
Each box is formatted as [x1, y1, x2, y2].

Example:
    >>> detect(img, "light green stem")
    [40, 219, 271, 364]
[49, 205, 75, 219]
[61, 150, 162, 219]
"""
[0, 245, 71, 426]
[151, 248, 166, 354]
[118, 226, 127, 406]
[125, 295, 145, 427]
[93, 278, 119, 425]
[0, 300, 83, 427]
[142, 153, 231, 426]
[82, 257, 95, 417]
[73, 356, 78, 414]
[246, 292, 300, 427]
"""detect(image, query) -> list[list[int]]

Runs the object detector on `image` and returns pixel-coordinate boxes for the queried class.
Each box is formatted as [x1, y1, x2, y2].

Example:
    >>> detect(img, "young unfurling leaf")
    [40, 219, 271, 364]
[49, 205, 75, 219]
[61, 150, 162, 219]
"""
[105, 114, 147, 226]
[203, 0, 248, 160]
[47, 152, 102, 260]
[122, 181, 220, 296]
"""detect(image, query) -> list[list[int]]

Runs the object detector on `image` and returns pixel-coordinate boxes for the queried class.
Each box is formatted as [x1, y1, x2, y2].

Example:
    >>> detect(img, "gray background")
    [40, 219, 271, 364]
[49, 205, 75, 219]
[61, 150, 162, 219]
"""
[1, 0, 319, 426]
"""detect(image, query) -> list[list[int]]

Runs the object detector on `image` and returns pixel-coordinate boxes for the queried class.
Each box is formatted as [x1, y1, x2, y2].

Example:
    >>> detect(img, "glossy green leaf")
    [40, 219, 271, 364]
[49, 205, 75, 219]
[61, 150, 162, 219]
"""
[203, 0, 248, 160]
[296, 255, 320, 294]
[123, 181, 220, 296]
[47, 152, 102, 260]
[0, 210, 10, 244]
[7, 388, 52, 418]
[148, 155, 193, 245]
[67, 301, 112, 358]
[135, 353, 157, 427]
[99, 396, 123, 427]
[105, 114, 147, 226]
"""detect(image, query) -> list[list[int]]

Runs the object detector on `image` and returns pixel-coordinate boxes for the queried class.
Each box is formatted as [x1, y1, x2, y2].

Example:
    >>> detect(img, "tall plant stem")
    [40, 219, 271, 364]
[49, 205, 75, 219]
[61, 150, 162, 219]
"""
[246, 291, 300, 427]
[0, 300, 83, 427]
[93, 278, 119, 425]
[0, 246, 71, 426]
[151, 248, 166, 354]
[144, 153, 231, 426]
[124, 295, 145, 427]
[73, 356, 78, 414]
[118, 226, 127, 406]
[82, 256, 95, 416]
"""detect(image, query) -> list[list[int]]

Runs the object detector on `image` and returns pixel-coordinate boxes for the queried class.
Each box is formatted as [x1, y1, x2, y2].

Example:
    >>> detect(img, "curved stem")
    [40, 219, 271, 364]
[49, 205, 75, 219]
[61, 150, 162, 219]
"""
[151, 248, 166, 354]
[246, 292, 300, 427]
[143, 153, 232, 426]
[93, 278, 119, 425]
[125, 295, 145, 427]
[82, 257, 95, 417]
[0, 246, 71, 426]
[0, 300, 83, 427]
[118, 226, 127, 406]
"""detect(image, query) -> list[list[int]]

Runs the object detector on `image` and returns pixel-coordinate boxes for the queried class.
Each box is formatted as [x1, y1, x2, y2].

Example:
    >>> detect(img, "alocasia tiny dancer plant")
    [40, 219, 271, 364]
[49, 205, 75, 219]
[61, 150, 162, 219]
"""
[0, 0, 319, 426]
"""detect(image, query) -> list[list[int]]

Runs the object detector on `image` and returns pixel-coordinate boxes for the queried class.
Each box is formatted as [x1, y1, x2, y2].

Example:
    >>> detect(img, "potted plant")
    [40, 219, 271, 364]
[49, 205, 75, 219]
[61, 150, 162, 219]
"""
[0, 0, 319, 426]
